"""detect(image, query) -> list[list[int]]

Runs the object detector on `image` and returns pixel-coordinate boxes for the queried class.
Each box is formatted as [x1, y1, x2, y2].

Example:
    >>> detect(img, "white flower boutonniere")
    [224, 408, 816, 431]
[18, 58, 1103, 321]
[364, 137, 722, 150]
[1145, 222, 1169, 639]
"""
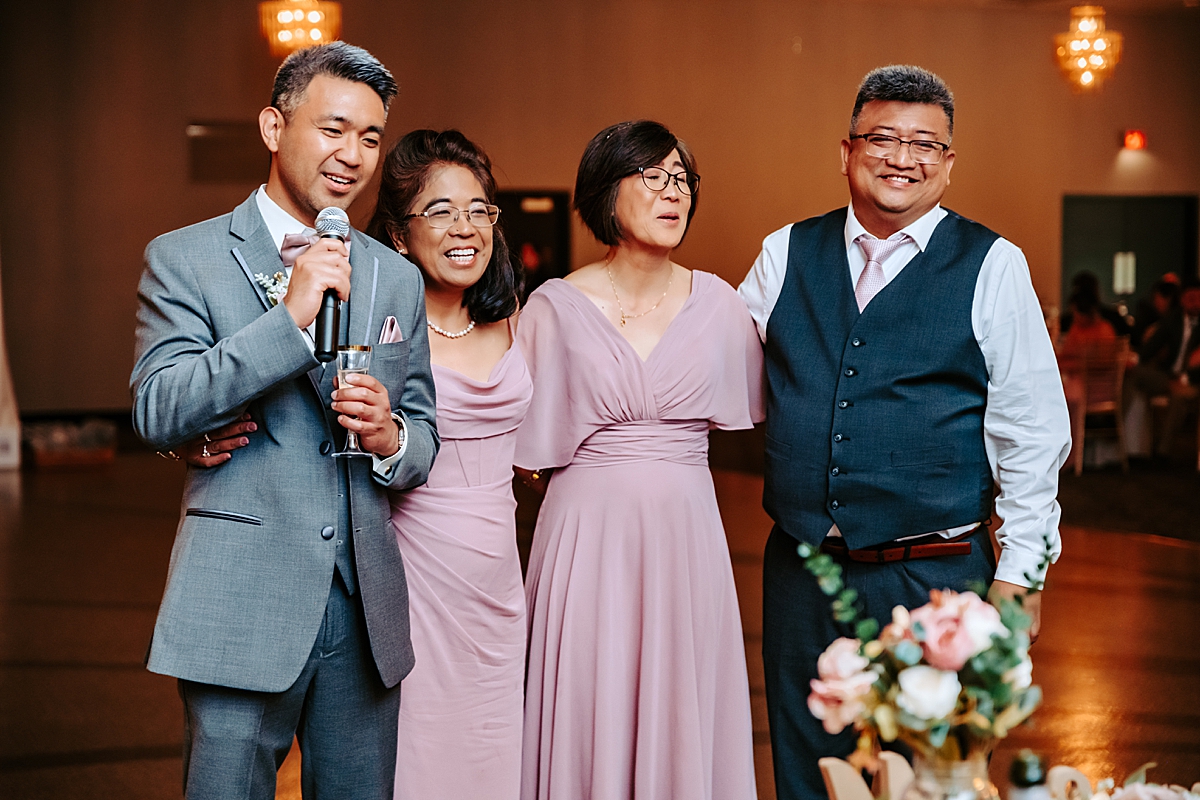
[254, 271, 289, 306]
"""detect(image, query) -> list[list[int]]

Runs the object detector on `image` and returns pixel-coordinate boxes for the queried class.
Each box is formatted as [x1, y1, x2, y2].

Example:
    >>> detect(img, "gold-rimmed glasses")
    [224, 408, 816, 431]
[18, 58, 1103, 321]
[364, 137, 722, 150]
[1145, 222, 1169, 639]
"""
[404, 204, 500, 229]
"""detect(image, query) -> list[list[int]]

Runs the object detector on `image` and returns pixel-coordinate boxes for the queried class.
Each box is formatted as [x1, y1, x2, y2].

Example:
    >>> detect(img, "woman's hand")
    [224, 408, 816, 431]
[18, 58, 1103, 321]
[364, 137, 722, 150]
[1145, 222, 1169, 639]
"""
[332, 373, 399, 457]
[515, 467, 552, 497]
[182, 414, 256, 468]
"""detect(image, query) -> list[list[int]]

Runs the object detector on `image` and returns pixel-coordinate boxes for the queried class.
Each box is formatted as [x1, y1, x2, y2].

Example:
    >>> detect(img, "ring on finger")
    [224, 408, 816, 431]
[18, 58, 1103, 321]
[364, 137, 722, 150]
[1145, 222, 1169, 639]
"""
[202, 445, 210, 458]
[204, 433, 212, 443]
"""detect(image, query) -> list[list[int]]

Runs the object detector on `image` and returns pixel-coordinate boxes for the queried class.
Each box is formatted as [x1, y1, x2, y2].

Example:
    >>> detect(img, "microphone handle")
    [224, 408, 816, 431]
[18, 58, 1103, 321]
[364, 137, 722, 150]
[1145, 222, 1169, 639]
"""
[314, 288, 339, 363]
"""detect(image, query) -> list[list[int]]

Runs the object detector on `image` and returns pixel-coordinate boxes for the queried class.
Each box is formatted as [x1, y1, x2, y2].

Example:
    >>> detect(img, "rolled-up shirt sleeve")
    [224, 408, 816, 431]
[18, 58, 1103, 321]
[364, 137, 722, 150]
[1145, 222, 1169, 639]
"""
[975, 239, 1071, 587]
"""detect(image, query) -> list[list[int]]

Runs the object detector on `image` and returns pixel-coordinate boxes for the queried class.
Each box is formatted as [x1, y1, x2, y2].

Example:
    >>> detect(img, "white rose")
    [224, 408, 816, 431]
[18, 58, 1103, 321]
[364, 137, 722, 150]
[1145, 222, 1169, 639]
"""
[1002, 656, 1033, 689]
[896, 665, 961, 720]
[957, 593, 1009, 655]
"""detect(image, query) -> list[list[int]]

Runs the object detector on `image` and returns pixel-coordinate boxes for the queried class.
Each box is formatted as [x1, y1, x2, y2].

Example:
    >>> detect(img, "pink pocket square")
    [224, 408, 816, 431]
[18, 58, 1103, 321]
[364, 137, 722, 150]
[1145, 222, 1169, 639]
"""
[378, 316, 403, 344]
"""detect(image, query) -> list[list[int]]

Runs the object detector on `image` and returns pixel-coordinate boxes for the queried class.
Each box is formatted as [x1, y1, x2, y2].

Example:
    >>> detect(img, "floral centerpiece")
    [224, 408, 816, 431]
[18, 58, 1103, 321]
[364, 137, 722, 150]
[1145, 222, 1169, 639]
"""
[1088, 764, 1200, 800]
[799, 541, 1047, 799]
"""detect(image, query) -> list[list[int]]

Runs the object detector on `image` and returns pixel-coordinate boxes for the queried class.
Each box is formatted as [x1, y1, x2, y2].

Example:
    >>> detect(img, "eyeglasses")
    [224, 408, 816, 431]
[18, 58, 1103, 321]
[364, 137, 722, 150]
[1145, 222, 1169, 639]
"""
[849, 133, 950, 164]
[405, 204, 501, 229]
[638, 166, 700, 196]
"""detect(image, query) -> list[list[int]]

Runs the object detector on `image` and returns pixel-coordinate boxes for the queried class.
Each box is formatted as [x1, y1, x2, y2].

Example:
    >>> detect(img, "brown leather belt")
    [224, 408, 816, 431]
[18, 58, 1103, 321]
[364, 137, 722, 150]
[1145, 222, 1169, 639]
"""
[819, 527, 979, 564]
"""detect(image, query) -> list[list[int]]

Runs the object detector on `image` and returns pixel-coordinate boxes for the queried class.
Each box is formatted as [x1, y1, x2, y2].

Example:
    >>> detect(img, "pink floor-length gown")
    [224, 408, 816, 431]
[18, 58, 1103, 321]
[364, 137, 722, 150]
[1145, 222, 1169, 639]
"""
[515, 273, 764, 800]
[388, 327, 532, 800]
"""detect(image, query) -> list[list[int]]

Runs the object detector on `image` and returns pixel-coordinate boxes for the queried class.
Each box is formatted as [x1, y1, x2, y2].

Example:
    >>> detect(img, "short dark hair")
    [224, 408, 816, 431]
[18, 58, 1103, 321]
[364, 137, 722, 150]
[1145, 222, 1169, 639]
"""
[574, 120, 699, 247]
[1153, 279, 1181, 306]
[271, 42, 398, 118]
[850, 65, 955, 139]
[366, 130, 522, 324]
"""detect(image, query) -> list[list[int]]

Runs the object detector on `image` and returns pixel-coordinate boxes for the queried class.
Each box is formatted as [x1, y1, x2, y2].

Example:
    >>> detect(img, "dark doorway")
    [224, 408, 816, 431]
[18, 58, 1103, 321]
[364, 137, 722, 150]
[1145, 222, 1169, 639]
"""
[1062, 195, 1198, 323]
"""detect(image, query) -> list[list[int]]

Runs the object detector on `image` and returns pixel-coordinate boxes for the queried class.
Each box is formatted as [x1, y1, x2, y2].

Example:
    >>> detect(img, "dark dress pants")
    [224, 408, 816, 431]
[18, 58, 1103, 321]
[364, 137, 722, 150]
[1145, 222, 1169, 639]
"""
[762, 525, 996, 800]
[178, 574, 401, 800]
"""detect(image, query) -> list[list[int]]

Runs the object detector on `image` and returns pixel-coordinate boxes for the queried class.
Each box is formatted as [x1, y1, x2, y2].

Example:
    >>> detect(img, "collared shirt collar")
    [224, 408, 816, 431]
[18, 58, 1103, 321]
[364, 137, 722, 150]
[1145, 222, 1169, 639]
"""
[255, 185, 312, 254]
[844, 201, 947, 253]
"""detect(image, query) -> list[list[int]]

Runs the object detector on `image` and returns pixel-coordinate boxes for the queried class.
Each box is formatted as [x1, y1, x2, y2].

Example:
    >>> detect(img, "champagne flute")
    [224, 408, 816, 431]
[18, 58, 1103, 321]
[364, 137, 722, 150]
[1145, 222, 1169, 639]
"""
[333, 345, 372, 458]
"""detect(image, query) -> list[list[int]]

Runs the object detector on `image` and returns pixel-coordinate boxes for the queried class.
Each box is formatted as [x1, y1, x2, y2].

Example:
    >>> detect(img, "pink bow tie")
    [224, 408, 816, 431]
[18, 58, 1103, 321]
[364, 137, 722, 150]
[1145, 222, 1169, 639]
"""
[280, 231, 319, 267]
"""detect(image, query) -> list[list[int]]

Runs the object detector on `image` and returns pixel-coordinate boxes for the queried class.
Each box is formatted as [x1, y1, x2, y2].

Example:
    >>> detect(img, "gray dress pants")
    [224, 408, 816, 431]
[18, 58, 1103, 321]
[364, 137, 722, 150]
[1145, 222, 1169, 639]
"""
[178, 574, 401, 800]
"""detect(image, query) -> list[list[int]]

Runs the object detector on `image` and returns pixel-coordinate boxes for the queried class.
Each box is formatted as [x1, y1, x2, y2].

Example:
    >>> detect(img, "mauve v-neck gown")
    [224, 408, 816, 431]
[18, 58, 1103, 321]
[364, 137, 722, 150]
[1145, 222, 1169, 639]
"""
[388, 332, 532, 800]
[515, 273, 764, 800]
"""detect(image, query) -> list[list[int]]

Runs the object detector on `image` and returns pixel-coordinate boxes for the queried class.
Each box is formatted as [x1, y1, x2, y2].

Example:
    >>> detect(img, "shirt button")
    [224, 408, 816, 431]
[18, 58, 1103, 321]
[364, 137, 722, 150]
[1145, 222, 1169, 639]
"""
[831, 467, 840, 476]
[320, 526, 335, 541]
[319, 441, 333, 455]
[851, 338, 863, 347]
[833, 433, 844, 442]
[830, 499, 840, 509]
[844, 368, 856, 377]
[838, 400, 850, 409]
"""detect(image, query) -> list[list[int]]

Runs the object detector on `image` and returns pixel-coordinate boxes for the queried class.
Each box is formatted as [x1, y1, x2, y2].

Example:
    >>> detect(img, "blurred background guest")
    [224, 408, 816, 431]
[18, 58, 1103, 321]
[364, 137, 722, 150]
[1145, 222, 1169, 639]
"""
[1059, 271, 1130, 340]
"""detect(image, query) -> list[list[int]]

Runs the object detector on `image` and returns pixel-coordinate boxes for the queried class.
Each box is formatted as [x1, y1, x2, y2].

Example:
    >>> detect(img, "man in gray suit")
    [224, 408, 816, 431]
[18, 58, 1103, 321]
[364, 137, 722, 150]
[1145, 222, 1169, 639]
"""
[130, 43, 438, 799]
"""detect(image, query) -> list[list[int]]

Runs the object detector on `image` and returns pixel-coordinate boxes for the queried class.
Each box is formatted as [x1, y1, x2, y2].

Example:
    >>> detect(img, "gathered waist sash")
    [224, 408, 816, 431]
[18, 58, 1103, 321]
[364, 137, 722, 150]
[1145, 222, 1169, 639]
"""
[571, 419, 710, 467]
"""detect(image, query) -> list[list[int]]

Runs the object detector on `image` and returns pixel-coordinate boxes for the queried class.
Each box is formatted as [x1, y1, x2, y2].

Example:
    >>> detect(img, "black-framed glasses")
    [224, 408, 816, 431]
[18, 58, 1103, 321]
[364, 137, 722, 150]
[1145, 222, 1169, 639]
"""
[404, 204, 500, 229]
[638, 166, 700, 196]
[849, 133, 950, 164]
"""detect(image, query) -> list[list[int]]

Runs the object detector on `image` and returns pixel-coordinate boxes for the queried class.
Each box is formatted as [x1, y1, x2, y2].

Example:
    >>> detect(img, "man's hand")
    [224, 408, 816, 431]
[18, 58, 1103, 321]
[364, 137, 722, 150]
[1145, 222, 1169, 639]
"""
[988, 580, 1042, 644]
[331, 373, 399, 457]
[282, 239, 352, 329]
[183, 414, 256, 468]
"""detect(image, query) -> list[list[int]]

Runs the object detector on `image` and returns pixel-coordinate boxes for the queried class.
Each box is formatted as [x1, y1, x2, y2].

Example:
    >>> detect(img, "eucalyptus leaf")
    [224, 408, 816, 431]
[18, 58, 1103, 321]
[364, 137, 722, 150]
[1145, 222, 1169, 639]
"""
[855, 618, 879, 641]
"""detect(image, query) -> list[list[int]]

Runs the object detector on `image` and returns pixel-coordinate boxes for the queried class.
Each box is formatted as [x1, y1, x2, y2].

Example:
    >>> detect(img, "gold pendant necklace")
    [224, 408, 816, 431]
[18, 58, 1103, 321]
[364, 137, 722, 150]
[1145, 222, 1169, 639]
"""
[605, 264, 673, 327]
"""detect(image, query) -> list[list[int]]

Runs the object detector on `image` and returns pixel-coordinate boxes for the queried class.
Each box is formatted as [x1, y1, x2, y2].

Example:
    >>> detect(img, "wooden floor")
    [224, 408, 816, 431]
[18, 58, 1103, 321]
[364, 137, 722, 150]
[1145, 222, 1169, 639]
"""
[0, 453, 1197, 799]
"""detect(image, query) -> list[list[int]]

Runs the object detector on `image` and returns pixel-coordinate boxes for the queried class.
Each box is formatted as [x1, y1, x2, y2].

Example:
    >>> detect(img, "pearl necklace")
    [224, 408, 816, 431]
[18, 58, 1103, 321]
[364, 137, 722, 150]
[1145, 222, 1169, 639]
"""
[427, 319, 475, 339]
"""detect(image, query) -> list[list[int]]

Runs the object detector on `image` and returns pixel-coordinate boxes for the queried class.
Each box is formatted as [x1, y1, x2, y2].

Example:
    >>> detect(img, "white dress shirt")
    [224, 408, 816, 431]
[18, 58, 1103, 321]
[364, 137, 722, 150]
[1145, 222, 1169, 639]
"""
[738, 203, 1070, 587]
[255, 187, 407, 474]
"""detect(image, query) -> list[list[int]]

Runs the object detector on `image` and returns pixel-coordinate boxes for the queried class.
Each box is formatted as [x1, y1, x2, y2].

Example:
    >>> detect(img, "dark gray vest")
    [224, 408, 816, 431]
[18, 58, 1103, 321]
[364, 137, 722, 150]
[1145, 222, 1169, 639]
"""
[762, 207, 997, 549]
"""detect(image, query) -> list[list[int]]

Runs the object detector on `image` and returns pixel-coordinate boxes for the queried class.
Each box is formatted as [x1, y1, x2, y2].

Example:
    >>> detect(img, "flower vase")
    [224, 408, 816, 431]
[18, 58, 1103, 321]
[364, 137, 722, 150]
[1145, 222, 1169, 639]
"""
[901, 755, 1000, 800]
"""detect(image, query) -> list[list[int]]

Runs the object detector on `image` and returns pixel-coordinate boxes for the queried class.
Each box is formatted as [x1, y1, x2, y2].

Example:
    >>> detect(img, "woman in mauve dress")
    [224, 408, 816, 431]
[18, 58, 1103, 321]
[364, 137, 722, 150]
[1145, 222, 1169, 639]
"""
[514, 120, 763, 800]
[365, 129, 530, 800]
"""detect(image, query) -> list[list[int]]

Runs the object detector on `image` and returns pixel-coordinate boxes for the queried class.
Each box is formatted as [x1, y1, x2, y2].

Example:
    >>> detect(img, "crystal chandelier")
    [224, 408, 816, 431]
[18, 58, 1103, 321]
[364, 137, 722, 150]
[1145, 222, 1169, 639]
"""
[1055, 6, 1123, 91]
[259, 0, 342, 58]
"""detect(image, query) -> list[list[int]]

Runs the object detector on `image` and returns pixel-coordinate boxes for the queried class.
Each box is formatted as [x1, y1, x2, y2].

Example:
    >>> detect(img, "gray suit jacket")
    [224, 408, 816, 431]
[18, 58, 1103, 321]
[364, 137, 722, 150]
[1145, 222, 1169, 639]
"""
[130, 191, 438, 691]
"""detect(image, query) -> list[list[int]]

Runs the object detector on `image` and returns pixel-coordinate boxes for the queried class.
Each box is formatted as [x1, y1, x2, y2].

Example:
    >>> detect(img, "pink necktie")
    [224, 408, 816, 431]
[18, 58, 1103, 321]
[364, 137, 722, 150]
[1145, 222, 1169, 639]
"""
[853, 232, 910, 312]
[280, 230, 318, 267]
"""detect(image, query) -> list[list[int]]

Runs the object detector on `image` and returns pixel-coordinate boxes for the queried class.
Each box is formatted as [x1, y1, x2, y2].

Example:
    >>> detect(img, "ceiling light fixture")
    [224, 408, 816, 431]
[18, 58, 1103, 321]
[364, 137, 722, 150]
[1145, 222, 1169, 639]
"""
[259, 0, 342, 59]
[1055, 6, 1122, 91]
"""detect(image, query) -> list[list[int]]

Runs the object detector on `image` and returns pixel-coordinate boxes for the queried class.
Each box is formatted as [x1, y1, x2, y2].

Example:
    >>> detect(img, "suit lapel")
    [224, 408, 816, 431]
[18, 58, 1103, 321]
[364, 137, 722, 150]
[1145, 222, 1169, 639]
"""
[346, 230, 380, 349]
[229, 191, 325, 400]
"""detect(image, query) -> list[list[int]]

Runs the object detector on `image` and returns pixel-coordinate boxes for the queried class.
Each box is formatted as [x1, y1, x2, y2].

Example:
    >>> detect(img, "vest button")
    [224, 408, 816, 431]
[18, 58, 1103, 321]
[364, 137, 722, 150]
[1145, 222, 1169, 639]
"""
[320, 441, 333, 455]
[833, 433, 843, 442]
[830, 499, 840, 509]
[851, 338, 863, 347]
[844, 368, 856, 377]
[838, 400, 850, 409]
[320, 526, 335, 541]
[831, 467, 840, 476]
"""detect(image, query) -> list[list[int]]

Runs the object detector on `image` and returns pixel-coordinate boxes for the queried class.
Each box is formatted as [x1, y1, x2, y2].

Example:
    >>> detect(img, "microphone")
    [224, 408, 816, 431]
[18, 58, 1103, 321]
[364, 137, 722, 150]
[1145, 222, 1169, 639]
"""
[313, 206, 351, 363]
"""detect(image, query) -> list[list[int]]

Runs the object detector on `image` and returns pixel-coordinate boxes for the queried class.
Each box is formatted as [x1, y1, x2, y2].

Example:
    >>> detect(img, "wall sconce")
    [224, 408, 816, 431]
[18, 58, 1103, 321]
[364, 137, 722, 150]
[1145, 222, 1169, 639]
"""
[1055, 5, 1122, 91]
[1123, 130, 1146, 150]
[259, 0, 342, 58]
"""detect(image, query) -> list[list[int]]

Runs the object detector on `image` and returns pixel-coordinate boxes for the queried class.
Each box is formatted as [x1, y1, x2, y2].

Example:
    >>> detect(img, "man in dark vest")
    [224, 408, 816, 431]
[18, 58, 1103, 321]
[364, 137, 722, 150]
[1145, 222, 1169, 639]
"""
[738, 65, 1070, 800]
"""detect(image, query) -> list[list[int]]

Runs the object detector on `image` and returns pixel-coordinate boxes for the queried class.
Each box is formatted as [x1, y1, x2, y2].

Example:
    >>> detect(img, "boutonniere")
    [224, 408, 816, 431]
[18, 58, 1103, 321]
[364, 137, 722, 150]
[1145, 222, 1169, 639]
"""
[254, 271, 289, 306]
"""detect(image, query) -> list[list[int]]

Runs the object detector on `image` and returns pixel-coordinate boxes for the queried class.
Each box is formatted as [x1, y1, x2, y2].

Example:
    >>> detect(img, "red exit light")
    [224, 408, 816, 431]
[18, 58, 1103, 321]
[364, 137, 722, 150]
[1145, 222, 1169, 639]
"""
[1123, 130, 1147, 150]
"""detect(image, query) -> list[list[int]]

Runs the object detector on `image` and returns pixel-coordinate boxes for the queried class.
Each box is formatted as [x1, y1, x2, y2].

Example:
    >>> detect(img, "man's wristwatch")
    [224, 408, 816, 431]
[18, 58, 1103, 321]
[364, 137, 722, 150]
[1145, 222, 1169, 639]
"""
[390, 413, 406, 457]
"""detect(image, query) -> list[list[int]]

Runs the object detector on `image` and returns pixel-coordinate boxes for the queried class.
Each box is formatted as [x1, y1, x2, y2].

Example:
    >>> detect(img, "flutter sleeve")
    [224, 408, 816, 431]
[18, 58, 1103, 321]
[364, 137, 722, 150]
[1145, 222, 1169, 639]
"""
[708, 277, 766, 431]
[513, 285, 606, 470]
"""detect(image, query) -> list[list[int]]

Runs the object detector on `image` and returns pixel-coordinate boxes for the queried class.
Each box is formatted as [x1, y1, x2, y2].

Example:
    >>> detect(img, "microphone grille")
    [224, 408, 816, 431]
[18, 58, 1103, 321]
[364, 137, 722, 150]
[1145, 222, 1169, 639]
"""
[315, 206, 351, 240]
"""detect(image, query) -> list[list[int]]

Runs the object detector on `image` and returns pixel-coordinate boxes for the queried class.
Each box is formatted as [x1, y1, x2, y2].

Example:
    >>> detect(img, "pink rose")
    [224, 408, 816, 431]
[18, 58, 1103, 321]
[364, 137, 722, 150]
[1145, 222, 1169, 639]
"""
[809, 638, 876, 734]
[910, 590, 1006, 671]
[818, 637, 870, 680]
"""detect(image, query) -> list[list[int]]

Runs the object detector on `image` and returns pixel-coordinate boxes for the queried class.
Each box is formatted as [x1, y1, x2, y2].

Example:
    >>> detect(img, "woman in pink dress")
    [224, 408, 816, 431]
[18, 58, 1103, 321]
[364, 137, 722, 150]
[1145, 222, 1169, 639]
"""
[366, 129, 531, 800]
[515, 120, 763, 800]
